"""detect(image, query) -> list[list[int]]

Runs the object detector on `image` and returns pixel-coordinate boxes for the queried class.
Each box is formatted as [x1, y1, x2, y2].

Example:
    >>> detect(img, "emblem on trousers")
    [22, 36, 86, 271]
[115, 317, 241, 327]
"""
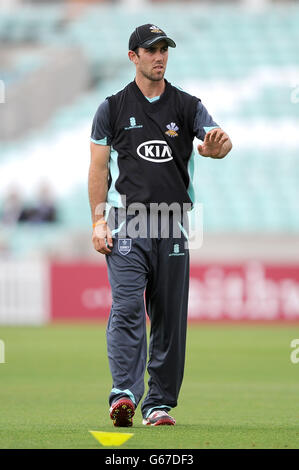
[118, 239, 132, 255]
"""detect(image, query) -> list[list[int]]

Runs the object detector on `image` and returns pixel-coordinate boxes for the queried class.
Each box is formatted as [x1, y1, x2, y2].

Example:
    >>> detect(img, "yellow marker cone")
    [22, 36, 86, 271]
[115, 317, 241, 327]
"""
[89, 431, 134, 447]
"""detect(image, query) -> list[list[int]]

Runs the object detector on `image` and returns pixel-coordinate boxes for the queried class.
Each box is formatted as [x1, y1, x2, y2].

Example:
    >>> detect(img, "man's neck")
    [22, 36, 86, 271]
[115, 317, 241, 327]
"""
[135, 76, 166, 99]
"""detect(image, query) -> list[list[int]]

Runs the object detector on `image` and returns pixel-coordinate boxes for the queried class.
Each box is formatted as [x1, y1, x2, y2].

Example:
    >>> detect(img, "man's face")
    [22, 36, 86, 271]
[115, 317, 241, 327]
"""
[134, 40, 169, 82]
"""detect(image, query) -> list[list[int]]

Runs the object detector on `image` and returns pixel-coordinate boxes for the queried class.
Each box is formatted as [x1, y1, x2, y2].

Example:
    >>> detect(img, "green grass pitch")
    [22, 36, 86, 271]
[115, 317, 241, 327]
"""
[0, 323, 298, 449]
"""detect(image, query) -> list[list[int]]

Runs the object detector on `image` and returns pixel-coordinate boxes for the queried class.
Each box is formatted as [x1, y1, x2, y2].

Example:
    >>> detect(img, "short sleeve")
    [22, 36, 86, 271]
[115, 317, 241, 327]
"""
[90, 99, 113, 145]
[193, 101, 219, 141]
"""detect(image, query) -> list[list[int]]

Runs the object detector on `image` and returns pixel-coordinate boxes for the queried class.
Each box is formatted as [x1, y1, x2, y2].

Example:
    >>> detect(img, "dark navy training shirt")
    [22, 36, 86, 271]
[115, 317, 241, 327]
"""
[91, 98, 218, 146]
[91, 80, 219, 209]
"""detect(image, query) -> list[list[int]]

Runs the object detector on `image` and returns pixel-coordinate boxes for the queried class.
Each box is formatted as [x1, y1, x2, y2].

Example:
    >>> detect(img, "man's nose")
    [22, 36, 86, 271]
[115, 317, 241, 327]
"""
[154, 51, 164, 61]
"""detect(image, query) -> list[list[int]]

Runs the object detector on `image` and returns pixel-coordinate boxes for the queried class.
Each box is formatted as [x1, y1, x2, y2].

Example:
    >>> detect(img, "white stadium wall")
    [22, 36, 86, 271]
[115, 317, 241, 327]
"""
[0, 260, 50, 325]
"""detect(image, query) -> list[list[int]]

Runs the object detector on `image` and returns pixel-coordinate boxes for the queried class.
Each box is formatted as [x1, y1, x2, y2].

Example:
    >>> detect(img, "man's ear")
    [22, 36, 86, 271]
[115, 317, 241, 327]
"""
[128, 50, 138, 65]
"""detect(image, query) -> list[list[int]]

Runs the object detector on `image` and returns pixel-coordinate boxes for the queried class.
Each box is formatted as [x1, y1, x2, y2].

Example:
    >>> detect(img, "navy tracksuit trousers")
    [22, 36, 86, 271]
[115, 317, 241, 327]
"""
[105, 208, 189, 419]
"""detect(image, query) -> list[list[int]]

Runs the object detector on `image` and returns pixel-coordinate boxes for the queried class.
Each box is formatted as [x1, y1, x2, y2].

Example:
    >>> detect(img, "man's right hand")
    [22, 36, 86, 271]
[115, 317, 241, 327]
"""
[92, 219, 113, 255]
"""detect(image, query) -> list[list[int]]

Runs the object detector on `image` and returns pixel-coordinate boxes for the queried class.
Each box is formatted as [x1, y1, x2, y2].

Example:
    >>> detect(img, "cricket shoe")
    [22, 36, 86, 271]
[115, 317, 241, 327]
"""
[109, 398, 135, 427]
[142, 410, 176, 426]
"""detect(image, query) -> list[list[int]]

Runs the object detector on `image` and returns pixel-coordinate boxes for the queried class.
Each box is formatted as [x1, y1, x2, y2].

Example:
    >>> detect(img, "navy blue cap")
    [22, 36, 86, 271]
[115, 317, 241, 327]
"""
[129, 24, 176, 51]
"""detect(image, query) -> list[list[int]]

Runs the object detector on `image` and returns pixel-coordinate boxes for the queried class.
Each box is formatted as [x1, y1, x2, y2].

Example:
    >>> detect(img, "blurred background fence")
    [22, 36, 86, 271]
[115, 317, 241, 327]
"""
[0, 0, 299, 324]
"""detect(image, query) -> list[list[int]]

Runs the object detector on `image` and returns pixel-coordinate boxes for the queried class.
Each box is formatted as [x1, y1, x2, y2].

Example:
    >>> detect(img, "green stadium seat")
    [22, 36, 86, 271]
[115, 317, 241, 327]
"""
[1, 2, 299, 249]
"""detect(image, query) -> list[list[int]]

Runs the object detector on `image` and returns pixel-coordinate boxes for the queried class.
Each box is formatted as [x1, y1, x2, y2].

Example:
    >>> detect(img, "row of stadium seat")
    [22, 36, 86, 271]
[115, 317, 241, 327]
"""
[0, 4, 298, 258]
[1, 5, 298, 81]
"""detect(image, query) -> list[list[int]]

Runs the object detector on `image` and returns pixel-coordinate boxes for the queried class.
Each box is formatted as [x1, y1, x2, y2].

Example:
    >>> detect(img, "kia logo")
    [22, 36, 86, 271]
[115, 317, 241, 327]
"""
[137, 140, 173, 163]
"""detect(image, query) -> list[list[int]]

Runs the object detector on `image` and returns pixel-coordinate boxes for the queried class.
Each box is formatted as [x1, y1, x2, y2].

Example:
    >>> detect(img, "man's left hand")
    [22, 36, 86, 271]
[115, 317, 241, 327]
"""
[197, 128, 232, 159]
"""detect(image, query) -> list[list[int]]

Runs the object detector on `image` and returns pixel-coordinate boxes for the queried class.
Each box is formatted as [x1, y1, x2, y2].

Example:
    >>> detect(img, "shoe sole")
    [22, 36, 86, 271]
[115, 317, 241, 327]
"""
[110, 399, 135, 427]
[142, 417, 176, 426]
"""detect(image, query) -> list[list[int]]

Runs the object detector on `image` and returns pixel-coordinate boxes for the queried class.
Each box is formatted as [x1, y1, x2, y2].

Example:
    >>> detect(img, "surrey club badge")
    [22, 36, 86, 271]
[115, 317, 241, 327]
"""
[165, 122, 179, 137]
[118, 239, 132, 255]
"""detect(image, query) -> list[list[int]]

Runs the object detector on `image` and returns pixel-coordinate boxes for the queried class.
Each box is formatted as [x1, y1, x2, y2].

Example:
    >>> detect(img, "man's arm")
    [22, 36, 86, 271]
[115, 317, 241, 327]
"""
[197, 128, 232, 159]
[88, 142, 113, 254]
